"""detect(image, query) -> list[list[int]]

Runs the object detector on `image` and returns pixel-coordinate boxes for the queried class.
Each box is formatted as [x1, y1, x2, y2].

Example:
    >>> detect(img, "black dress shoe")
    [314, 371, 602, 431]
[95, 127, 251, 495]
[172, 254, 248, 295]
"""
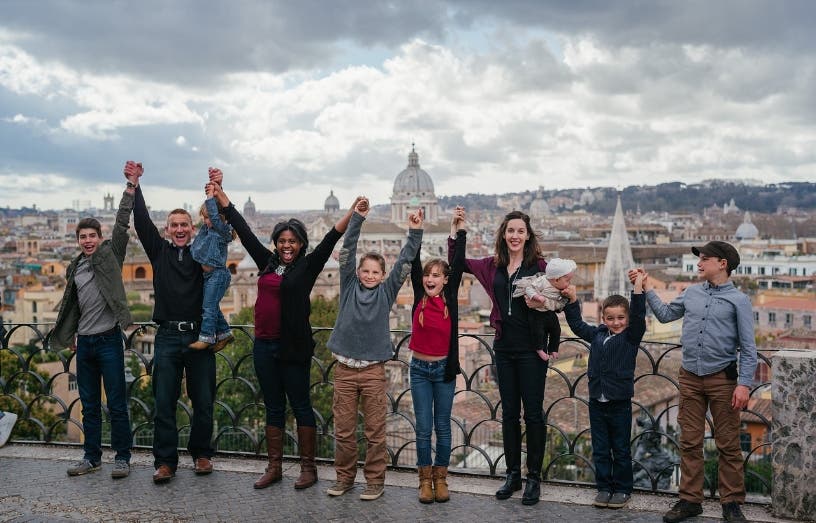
[522, 477, 540, 505]
[495, 472, 522, 500]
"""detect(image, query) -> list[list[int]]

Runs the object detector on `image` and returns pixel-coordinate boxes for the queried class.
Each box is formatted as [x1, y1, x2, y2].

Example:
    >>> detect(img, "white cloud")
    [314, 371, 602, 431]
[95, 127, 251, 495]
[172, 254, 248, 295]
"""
[176, 135, 187, 146]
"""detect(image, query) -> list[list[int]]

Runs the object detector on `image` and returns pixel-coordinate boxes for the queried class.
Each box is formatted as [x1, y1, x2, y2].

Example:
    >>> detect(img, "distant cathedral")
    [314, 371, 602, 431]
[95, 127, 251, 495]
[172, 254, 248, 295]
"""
[390, 145, 439, 224]
[324, 190, 340, 213]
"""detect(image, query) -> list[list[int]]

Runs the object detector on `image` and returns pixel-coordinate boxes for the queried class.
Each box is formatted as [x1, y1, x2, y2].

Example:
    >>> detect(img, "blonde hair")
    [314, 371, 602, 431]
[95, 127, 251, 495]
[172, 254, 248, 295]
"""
[199, 203, 237, 240]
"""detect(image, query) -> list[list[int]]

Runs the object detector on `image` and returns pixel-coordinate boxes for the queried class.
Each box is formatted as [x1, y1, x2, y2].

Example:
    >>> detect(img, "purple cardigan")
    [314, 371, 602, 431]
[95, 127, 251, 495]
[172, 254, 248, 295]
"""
[448, 236, 547, 341]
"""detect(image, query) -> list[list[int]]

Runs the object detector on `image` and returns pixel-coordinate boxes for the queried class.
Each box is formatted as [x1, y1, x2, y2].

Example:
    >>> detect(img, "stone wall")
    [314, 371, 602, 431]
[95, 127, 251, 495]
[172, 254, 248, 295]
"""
[771, 350, 816, 520]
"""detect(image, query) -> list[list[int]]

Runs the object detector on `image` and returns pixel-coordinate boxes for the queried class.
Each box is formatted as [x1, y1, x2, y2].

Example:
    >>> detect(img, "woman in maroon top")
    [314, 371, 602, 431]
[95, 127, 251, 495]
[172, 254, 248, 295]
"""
[408, 207, 466, 504]
[210, 172, 360, 491]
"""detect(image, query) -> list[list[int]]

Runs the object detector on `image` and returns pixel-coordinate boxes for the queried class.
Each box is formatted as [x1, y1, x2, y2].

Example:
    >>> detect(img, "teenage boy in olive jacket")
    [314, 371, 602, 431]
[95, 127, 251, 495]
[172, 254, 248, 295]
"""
[52, 162, 137, 479]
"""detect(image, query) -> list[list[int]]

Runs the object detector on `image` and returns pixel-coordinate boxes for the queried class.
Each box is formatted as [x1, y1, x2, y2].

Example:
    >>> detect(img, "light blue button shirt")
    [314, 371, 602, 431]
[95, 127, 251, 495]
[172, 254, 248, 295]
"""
[645, 281, 757, 388]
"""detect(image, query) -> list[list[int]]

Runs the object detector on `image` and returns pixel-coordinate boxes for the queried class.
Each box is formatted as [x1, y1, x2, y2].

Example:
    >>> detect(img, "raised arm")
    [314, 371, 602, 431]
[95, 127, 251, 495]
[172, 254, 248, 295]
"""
[383, 208, 423, 305]
[203, 193, 233, 243]
[111, 161, 138, 262]
[210, 180, 270, 269]
[303, 196, 362, 283]
[626, 271, 647, 345]
[130, 163, 165, 260]
[338, 198, 368, 287]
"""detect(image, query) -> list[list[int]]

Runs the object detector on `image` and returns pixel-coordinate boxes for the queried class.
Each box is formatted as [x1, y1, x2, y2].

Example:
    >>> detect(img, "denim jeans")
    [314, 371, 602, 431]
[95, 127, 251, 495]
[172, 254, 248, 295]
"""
[199, 268, 231, 343]
[152, 326, 216, 470]
[589, 399, 633, 494]
[253, 338, 316, 428]
[410, 358, 455, 467]
[75, 328, 132, 464]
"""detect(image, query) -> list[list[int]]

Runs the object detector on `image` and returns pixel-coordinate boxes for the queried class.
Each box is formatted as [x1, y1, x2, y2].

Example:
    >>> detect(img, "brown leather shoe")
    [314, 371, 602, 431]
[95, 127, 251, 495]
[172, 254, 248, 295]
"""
[194, 457, 213, 475]
[153, 465, 175, 484]
[188, 341, 211, 350]
[212, 334, 235, 353]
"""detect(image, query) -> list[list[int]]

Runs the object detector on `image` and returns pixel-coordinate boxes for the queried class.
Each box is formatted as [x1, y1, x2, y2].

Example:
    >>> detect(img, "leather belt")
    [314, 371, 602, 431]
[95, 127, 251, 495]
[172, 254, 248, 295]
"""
[158, 321, 199, 332]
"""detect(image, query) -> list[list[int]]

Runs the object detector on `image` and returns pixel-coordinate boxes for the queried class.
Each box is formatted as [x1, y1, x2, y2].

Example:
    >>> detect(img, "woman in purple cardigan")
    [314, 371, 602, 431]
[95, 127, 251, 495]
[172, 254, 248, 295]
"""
[448, 209, 551, 506]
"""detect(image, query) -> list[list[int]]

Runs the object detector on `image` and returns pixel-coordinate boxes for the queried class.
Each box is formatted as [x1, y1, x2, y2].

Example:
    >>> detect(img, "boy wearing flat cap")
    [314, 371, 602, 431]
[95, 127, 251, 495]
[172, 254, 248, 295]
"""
[628, 240, 756, 523]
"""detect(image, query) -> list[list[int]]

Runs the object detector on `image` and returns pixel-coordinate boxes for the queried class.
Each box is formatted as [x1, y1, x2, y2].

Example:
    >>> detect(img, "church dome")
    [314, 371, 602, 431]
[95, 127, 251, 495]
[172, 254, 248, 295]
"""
[529, 198, 550, 216]
[243, 196, 256, 218]
[735, 211, 759, 240]
[393, 146, 435, 197]
[324, 190, 340, 212]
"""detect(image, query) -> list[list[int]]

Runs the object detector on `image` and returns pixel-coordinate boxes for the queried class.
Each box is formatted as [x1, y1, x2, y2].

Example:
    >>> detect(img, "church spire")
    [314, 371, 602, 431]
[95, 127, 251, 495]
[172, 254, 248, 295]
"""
[595, 193, 635, 300]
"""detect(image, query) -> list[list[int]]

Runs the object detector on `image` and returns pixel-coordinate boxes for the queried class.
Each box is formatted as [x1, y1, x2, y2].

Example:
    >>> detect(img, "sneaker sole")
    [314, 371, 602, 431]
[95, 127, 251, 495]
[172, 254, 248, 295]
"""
[593, 501, 609, 508]
[67, 466, 100, 476]
[111, 473, 130, 479]
[327, 486, 355, 496]
[360, 490, 384, 501]
[607, 501, 629, 509]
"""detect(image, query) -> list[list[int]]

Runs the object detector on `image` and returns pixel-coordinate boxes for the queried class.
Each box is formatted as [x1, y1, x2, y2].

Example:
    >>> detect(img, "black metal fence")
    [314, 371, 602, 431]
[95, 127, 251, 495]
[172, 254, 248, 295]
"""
[0, 322, 773, 500]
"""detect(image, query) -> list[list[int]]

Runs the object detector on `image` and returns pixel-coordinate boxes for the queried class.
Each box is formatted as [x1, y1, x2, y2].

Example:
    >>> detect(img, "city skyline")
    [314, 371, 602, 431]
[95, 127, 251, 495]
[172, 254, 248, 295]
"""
[1, 2, 815, 212]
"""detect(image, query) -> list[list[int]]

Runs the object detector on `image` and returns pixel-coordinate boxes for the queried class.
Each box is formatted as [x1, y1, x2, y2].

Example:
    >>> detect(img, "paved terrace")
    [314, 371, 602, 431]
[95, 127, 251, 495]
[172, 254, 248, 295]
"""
[0, 445, 791, 523]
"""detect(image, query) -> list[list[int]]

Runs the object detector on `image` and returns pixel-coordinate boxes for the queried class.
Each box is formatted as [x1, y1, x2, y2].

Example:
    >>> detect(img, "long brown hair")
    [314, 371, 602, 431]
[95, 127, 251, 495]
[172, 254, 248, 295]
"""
[493, 210, 542, 268]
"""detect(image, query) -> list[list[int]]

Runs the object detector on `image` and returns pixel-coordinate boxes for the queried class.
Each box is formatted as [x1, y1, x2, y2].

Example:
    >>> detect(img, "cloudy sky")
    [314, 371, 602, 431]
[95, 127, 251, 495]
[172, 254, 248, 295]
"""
[1, 1, 814, 212]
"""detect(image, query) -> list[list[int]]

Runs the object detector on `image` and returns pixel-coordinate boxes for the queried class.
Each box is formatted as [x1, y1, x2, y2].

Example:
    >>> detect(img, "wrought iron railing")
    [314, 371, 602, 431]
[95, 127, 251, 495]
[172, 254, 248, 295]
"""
[0, 321, 773, 500]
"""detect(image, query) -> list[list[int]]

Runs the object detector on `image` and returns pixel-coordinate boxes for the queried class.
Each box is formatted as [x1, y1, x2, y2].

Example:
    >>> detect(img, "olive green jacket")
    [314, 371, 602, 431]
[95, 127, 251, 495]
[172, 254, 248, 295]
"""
[50, 190, 134, 349]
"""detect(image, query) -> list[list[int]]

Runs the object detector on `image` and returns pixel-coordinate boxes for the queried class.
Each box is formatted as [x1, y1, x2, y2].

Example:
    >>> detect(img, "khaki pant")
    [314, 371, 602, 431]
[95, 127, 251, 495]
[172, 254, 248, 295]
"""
[678, 367, 745, 504]
[332, 362, 388, 485]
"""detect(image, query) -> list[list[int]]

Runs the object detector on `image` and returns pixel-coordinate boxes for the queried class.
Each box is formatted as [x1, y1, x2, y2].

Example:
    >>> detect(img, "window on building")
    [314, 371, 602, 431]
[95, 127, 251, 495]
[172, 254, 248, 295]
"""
[135, 266, 147, 279]
[753, 312, 759, 324]
[768, 312, 776, 325]
[785, 313, 793, 326]
[686, 264, 694, 272]
[789, 268, 798, 276]
[68, 375, 78, 392]
[745, 266, 752, 275]
[32, 301, 37, 313]
[759, 267, 766, 275]
[804, 315, 812, 328]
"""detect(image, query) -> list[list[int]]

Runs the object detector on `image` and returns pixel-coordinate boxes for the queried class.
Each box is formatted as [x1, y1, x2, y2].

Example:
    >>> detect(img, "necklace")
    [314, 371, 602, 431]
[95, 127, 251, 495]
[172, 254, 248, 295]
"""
[508, 265, 521, 316]
[274, 264, 286, 275]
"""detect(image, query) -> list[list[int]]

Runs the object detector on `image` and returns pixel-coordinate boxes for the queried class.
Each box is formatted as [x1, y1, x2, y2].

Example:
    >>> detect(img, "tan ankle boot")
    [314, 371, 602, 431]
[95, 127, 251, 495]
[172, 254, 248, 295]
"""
[254, 426, 283, 489]
[294, 426, 317, 489]
[418, 466, 434, 503]
[432, 466, 450, 502]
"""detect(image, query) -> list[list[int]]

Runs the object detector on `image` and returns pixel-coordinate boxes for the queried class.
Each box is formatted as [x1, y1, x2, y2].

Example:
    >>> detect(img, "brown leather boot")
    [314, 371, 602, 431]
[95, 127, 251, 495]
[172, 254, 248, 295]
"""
[418, 466, 434, 503]
[432, 466, 450, 502]
[294, 426, 317, 489]
[254, 426, 283, 489]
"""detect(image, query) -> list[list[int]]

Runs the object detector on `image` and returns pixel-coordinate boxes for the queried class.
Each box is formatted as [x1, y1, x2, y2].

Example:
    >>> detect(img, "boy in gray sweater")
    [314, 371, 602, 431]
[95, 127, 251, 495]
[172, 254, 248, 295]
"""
[326, 198, 423, 501]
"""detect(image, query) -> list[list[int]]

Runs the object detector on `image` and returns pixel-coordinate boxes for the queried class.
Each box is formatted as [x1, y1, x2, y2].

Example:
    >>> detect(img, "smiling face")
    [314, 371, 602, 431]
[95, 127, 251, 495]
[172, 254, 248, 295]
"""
[503, 218, 529, 257]
[602, 305, 629, 335]
[165, 210, 193, 247]
[358, 257, 385, 289]
[77, 228, 103, 256]
[275, 230, 303, 265]
[422, 261, 449, 298]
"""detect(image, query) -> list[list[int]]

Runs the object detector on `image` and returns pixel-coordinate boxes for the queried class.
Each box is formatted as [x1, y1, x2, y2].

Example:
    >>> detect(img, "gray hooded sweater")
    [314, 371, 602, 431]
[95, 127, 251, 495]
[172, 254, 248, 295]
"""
[327, 212, 423, 361]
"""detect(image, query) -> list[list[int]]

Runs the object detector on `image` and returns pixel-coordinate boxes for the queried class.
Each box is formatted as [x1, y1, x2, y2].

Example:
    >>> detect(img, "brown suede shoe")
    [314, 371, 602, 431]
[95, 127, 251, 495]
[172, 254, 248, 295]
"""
[153, 465, 175, 484]
[212, 334, 235, 353]
[189, 341, 212, 350]
[194, 457, 213, 475]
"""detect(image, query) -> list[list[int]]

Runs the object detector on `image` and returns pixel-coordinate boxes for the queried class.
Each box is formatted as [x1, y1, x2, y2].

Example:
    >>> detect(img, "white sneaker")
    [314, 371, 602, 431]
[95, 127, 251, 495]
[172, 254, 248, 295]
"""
[0, 411, 18, 447]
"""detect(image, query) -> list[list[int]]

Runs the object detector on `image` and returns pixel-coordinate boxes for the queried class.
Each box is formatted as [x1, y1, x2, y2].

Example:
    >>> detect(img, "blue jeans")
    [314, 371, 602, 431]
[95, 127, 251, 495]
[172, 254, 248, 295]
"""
[75, 328, 132, 464]
[152, 327, 216, 470]
[199, 268, 231, 343]
[589, 399, 633, 494]
[410, 358, 455, 467]
[253, 338, 315, 428]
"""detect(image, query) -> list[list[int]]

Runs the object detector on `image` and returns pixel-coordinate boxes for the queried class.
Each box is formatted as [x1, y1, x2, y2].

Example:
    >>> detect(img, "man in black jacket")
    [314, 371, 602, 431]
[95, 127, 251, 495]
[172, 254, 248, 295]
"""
[128, 162, 214, 484]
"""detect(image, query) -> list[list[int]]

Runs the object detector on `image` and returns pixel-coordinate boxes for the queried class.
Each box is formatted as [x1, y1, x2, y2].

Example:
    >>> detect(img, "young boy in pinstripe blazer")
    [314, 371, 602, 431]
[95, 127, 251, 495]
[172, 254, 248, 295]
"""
[562, 272, 646, 510]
